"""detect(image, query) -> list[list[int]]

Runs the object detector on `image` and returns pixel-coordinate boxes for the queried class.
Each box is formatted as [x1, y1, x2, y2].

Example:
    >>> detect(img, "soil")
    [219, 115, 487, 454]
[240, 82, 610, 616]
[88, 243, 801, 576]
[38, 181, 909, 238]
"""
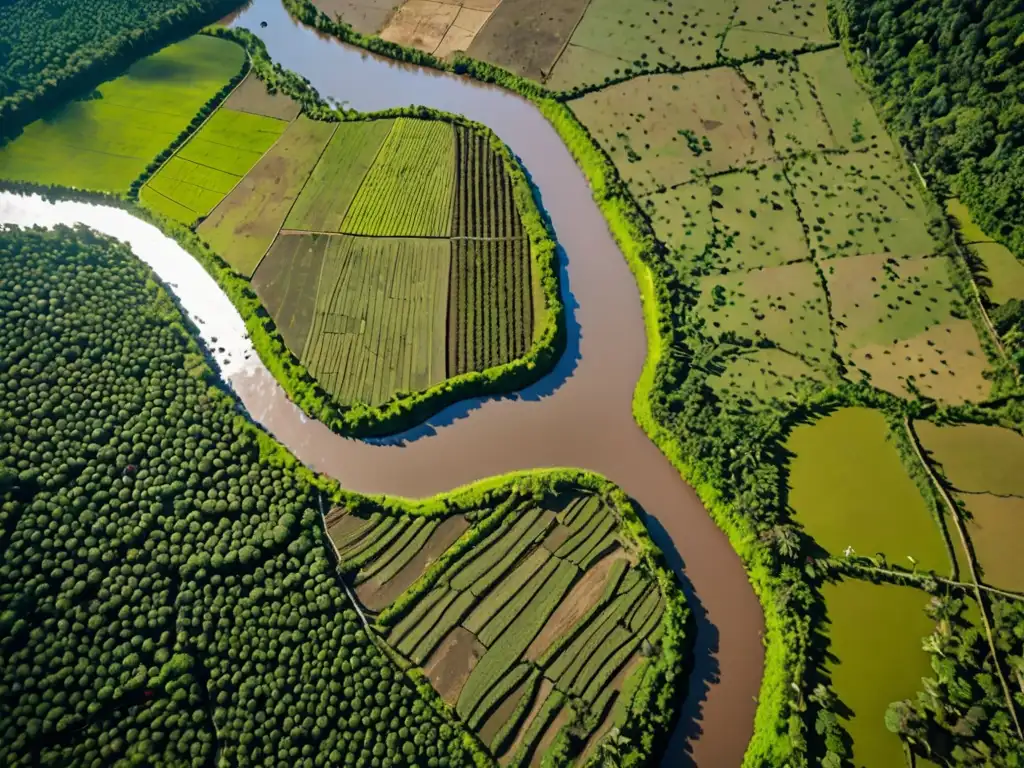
[478, 674, 532, 748]
[525, 548, 625, 661]
[466, 0, 591, 81]
[223, 73, 301, 121]
[499, 678, 553, 763]
[354, 514, 468, 610]
[311, 0, 399, 34]
[529, 706, 571, 766]
[423, 626, 486, 706]
[325, 509, 372, 550]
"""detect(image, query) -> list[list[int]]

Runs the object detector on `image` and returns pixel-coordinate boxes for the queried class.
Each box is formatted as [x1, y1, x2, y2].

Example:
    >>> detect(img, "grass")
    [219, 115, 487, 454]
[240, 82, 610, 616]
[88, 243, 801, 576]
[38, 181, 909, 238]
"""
[449, 238, 533, 375]
[197, 116, 336, 275]
[956, 494, 1024, 593]
[569, 69, 774, 197]
[251, 232, 328, 357]
[787, 150, 937, 261]
[947, 196, 1024, 306]
[284, 119, 394, 232]
[721, 0, 831, 59]
[786, 407, 950, 573]
[709, 163, 811, 272]
[821, 579, 934, 768]
[141, 108, 289, 226]
[299, 235, 450, 406]
[340, 118, 455, 237]
[741, 57, 835, 155]
[0, 36, 244, 193]
[707, 347, 831, 406]
[638, 183, 715, 263]
[914, 422, 1024, 498]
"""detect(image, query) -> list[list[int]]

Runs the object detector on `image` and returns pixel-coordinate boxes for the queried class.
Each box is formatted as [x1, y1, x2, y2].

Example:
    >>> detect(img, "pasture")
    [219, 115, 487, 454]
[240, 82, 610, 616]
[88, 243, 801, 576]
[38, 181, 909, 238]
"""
[449, 238, 533, 374]
[741, 57, 835, 155]
[222, 72, 302, 121]
[141, 107, 289, 226]
[284, 119, 394, 232]
[640, 183, 715, 263]
[0, 35, 244, 192]
[821, 579, 935, 768]
[326, 491, 674, 764]
[786, 407, 950, 572]
[720, 0, 831, 59]
[197, 116, 337, 276]
[570, 69, 774, 196]
[787, 150, 937, 260]
[709, 163, 811, 272]
[341, 118, 455, 237]
[299, 235, 451, 406]
[946, 199, 1024, 306]
[708, 347, 829, 406]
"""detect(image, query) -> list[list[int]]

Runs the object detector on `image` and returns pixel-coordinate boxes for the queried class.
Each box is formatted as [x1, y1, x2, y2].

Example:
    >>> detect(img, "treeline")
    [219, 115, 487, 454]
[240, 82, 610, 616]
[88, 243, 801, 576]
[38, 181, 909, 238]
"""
[829, 0, 1024, 259]
[0, 0, 243, 141]
[0, 226, 473, 765]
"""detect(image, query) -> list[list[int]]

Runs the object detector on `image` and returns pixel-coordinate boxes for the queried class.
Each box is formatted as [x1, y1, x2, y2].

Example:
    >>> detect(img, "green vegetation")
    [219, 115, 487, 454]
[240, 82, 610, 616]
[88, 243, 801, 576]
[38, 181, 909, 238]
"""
[947, 200, 1024, 308]
[452, 125, 525, 239]
[0, 225, 471, 766]
[741, 58, 835, 155]
[0, 36, 245, 193]
[341, 118, 455, 237]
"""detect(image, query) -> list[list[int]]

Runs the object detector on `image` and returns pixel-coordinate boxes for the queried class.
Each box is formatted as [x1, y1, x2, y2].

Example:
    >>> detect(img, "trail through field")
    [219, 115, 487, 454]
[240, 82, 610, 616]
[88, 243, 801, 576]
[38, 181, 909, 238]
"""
[0, 2, 766, 765]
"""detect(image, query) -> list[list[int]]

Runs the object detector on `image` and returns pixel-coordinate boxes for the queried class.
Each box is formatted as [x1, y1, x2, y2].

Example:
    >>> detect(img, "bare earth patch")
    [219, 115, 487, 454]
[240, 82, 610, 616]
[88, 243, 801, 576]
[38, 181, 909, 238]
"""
[423, 626, 487, 706]
[380, 0, 500, 57]
[478, 675, 532, 748]
[312, 0, 399, 35]
[958, 494, 1024, 594]
[355, 514, 468, 610]
[525, 548, 626, 661]
[530, 707, 571, 766]
[500, 679, 553, 763]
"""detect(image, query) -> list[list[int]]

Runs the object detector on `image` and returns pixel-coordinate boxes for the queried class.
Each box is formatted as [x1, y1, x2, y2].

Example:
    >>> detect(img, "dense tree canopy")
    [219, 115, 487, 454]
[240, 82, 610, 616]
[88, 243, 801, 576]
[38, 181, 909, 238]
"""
[0, 225, 468, 766]
[832, 0, 1024, 257]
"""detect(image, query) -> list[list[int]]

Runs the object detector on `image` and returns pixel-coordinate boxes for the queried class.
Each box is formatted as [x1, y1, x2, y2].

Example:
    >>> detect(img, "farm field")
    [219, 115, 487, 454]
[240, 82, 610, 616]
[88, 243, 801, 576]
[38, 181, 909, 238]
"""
[570, 69, 774, 196]
[786, 408, 950, 573]
[740, 57, 836, 155]
[821, 579, 936, 768]
[311, 0, 397, 34]
[222, 72, 302, 121]
[639, 183, 715, 263]
[0, 35, 244, 192]
[197, 116, 337, 276]
[915, 421, 1024, 591]
[379, 0, 500, 59]
[325, 489, 681, 764]
[946, 199, 1024, 307]
[720, 0, 832, 59]
[140, 107, 289, 226]
[452, 125, 525, 239]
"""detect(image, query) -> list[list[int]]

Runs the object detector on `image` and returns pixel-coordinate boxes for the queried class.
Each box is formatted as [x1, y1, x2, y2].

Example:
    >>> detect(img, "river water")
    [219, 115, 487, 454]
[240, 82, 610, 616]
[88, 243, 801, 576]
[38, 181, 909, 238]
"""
[0, 3, 765, 762]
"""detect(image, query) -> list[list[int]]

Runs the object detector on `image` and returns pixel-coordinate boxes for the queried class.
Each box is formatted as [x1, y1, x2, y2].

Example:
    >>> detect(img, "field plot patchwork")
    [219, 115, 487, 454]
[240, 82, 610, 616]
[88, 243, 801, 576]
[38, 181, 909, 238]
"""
[741, 57, 835, 155]
[786, 408, 950, 572]
[341, 118, 456, 237]
[327, 491, 675, 763]
[379, 0, 499, 58]
[545, 0, 734, 92]
[570, 69, 774, 196]
[141, 108, 289, 226]
[720, 0, 831, 59]
[250, 233, 328, 356]
[197, 116, 337, 276]
[284, 119, 394, 232]
[222, 72, 302, 121]
[293, 235, 451, 406]
[0, 36, 244, 192]
[787, 150, 937, 260]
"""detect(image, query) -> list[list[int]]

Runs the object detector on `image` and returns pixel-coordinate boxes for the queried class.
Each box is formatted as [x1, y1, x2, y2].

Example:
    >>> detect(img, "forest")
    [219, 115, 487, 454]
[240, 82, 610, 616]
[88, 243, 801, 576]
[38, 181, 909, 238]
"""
[0, 225, 471, 766]
[831, 0, 1024, 258]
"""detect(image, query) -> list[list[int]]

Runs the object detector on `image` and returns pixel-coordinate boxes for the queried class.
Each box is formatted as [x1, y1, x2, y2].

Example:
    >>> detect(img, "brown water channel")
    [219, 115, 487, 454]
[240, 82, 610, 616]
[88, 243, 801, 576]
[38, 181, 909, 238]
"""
[5, 2, 764, 762]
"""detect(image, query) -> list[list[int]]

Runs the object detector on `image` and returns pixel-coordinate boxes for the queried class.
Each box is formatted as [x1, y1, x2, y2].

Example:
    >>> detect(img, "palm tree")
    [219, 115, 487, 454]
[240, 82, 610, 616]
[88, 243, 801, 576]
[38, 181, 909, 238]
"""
[597, 727, 631, 767]
[761, 524, 801, 562]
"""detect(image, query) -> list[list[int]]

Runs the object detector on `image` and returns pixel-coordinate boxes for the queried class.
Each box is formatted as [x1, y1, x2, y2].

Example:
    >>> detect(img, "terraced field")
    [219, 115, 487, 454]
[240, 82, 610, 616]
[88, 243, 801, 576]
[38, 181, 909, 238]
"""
[326, 489, 681, 765]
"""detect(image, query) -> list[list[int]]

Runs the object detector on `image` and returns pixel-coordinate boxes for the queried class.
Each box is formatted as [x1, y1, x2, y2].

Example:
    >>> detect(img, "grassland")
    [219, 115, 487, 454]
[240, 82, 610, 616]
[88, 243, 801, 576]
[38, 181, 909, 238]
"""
[821, 579, 936, 767]
[570, 69, 774, 197]
[639, 183, 715, 263]
[721, 0, 832, 59]
[741, 57, 836, 155]
[0, 36, 244, 192]
[222, 72, 302, 121]
[297, 235, 450, 406]
[325, 490, 676, 763]
[284, 119, 394, 232]
[197, 116, 337, 276]
[340, 118, 455, 237]
[140, 108, 289, 226]
[786, 408, 950, 572]
[946, 199, 1024, 307]
[449, 238, 533, 375]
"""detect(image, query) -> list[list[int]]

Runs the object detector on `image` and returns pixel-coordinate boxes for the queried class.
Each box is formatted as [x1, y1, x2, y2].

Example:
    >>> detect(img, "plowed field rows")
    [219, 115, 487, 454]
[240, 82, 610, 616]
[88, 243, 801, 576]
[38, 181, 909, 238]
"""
[452, 126, 524, 239]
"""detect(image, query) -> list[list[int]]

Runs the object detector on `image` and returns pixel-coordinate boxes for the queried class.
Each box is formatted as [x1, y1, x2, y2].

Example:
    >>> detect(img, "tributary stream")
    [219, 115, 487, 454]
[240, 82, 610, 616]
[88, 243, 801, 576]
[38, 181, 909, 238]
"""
[0, 2, 764, 763]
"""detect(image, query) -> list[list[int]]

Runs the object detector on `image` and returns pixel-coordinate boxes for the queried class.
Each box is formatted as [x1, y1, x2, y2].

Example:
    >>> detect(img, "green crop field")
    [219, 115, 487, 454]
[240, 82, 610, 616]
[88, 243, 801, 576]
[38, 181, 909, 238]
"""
[140, 107, 289, 226]
[0, 35, 244, 192]
[786, 408, 950, 572]
[327, 490, 674, 761]
[821, 579, 935, 768]
[197, 116, 337, 276]
[284, 119, 394, 232]
[452, 126, 525, 239]
[341, 118, 455, 237]
[448, 238, 533, 376]
[298, 235, 450, 406]
[741, 57, 836, 155]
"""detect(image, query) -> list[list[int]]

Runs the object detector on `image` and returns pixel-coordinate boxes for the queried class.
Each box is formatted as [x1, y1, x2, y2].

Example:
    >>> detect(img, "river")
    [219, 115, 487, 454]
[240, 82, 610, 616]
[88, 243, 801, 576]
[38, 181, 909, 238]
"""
[0, 2, 764, 763]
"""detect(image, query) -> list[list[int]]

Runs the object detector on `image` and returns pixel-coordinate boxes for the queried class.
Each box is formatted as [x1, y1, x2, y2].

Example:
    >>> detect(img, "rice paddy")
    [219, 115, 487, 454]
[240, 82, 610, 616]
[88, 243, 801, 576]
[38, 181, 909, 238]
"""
[0, 36, 245, 192]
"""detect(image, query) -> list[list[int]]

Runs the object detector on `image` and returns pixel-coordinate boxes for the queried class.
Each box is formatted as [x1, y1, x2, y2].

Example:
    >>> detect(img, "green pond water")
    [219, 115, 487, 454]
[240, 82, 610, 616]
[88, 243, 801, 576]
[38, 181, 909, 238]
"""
[823, 579, 935, 768]
[787, 407, 950, 574]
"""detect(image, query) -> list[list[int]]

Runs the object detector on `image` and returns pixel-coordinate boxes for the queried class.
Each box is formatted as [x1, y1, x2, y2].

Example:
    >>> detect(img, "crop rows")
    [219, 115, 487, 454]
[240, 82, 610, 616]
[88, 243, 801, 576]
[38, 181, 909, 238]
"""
[448, 237, 533, 375]
[340, 118, 455, 237]
[452, 126, 524, 239]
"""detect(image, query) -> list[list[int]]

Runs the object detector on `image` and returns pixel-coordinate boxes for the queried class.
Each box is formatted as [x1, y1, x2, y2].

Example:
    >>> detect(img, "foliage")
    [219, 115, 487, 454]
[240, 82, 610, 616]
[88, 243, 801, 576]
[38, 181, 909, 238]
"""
[0, 225, 471, 765]
[0, 0, 243, 140]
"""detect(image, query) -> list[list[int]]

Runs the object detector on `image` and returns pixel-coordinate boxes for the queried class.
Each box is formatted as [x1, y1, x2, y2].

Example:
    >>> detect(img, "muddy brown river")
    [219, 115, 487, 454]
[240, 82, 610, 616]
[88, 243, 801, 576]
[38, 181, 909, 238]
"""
[1, 3, 765, 762]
